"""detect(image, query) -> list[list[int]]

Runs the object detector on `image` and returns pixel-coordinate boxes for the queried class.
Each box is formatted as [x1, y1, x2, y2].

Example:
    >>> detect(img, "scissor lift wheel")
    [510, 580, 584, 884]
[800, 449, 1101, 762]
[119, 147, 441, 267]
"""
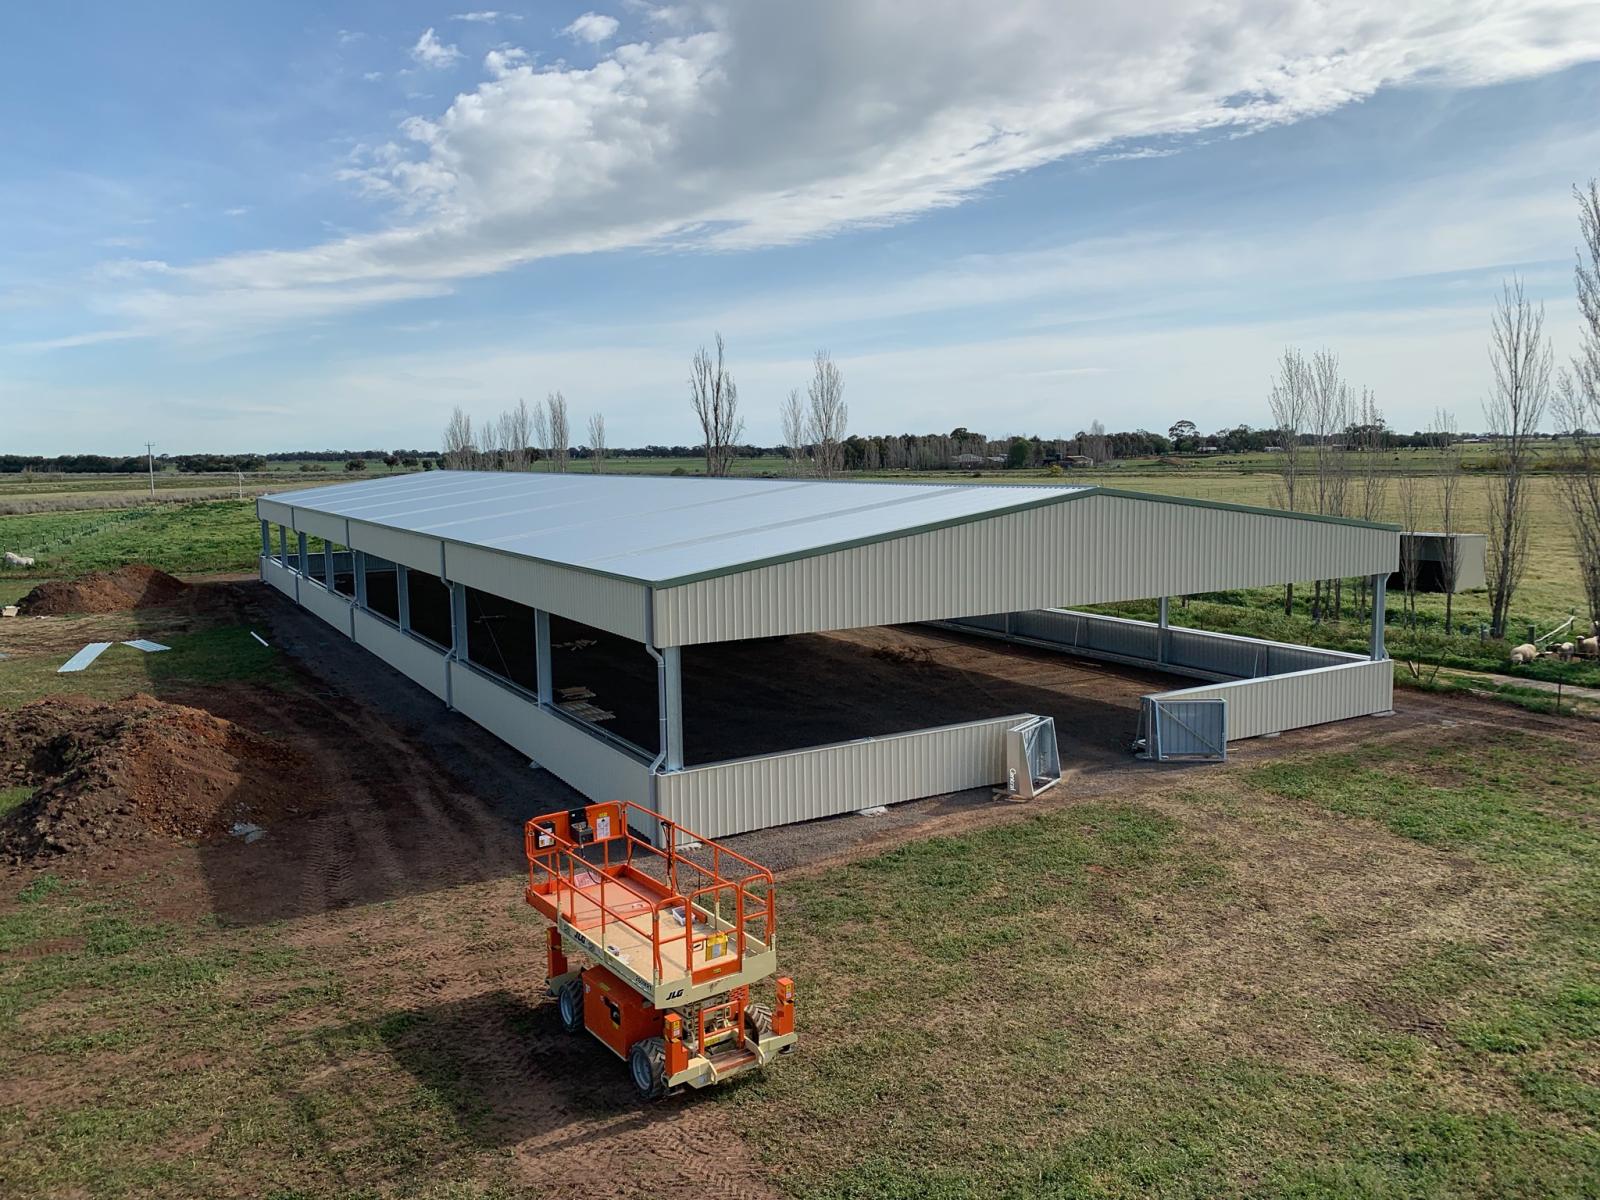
[557, 977, 584, 1034]
[630, 1036, 667, 1101]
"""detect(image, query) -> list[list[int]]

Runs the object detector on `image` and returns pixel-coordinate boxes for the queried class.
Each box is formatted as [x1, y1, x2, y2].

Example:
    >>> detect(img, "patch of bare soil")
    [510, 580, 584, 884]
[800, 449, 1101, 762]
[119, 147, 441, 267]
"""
[0, 693, 323, 860]
[18, 564, 189, 615]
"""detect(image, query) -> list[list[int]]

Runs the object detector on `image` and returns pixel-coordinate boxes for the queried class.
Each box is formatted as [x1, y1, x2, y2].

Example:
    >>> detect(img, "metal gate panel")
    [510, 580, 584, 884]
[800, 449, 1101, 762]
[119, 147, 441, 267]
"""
[1144, 697, 1227, 761]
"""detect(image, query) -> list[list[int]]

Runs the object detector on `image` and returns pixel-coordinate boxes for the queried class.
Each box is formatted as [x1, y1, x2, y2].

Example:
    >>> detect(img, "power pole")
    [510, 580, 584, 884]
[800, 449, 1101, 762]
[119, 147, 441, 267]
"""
[145, 442, 156, 497]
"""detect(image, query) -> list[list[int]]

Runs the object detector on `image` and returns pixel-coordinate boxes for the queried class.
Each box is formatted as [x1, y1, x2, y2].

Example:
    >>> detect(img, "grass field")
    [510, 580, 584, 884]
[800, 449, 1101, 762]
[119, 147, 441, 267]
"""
[2, 719, 1594, 1197]
[1, 456, 1595, 679]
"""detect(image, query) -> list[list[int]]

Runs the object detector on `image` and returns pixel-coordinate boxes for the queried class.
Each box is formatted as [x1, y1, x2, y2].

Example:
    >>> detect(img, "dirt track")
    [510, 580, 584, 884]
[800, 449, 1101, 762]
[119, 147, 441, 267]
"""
[5, 578, 1595, 1197]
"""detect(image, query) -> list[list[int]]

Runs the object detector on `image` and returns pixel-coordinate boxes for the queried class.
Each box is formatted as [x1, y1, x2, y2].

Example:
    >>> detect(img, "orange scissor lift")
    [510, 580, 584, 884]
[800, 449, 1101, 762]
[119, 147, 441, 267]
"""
[524, 800, 797, 1099]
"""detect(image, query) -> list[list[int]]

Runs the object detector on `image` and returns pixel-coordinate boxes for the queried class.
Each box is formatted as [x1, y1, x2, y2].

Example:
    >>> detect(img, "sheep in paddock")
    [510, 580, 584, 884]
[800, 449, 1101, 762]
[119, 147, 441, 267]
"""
[1509, 643, 1540, 665]
[1578, 636, 1600, 660]
[3, 552, 34, 568]
[1554, 642, 1577, 662]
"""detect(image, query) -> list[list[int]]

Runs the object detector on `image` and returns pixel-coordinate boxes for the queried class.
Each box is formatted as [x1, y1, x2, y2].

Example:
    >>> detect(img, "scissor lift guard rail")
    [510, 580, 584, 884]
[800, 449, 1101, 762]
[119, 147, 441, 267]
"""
[525, 800, 797, 1099]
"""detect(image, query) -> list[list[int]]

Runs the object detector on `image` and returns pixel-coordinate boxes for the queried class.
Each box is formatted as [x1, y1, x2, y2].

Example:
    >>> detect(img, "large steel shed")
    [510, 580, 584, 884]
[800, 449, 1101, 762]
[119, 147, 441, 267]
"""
[257, 471, 1399, 836]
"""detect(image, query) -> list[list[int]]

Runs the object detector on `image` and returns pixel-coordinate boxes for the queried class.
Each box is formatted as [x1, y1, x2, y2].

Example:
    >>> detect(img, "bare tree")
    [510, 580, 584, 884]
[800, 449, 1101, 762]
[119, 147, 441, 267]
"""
[586, 412, 608, 474]
[779, 387, 807, 474]
[501, 397, 534, 471]
[1081, 419, 1109, 464]
[1267, 349, 1310, 614]
[530, 397, 551, 468]
[805, 349, 848, 478]
[478, 408, 502, 470]
[1557, 179, 1600, 634]
[1434, 409, 1464, 630]
[1483, 277, 1553, 638]
[442, 406, 475, 470]
[546, 391, 570, 472]
[1306, 349, 1353, 621]
[1352, 388, 1388, 618]
[688, 333, 743, 476]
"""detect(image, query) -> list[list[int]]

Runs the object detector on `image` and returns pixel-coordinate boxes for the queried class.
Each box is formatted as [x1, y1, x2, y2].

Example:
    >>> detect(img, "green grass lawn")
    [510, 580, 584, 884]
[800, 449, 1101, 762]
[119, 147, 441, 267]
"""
[2, 724, 1594, 1197]
[720, 729, 1600, 1198]
[0, 500, 262, 580]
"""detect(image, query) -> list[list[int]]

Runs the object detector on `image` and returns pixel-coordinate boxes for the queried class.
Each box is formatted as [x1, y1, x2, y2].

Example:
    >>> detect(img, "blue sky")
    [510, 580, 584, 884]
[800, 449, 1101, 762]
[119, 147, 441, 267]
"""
[5, 1, 1600, 454]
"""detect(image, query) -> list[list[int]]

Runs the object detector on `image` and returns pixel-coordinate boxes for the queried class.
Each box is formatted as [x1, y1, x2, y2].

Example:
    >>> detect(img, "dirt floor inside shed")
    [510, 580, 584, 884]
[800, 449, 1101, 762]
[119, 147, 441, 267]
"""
[545, 616, 1179, 765]
[5, 576, 1596, 1198]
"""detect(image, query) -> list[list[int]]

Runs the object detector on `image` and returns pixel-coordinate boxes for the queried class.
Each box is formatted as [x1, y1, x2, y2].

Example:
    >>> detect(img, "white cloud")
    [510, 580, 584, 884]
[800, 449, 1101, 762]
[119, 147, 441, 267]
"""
[65, 0, 1600, 339]
[563, 12, 621, 43]
[409, 27, 462, 69]
[484, 46, 528, 78]
[454, 10, 520, 22]
[363, 71, 384, 82]
[224, 206, 250, 217]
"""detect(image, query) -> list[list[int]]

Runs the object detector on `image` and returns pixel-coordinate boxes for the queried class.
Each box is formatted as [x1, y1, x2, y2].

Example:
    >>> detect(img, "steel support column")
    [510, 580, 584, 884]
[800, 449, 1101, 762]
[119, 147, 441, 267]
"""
[534, 609, 553, 706]
[296, 531, 308, 576]
[1369, 572, 1388, 661]
[353, 550, 367, 609]
[1158, 596, 1170, 665]
[661, 645, 684, 771]
[396, 564, 410, 630]
[324, 540, 335, 590]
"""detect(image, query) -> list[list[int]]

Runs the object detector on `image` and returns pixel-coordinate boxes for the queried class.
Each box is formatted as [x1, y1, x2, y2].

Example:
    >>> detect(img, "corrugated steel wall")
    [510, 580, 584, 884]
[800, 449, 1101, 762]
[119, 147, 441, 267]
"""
[946, 609, 1362, 681]
[1149, 659, 1393, 740]
[655, 714, 1027, 839]
[450, 664, 652, 805]
[300, 577, 355, 634]
[352, 608, 449, 700]
[652, 492, 1398, 646]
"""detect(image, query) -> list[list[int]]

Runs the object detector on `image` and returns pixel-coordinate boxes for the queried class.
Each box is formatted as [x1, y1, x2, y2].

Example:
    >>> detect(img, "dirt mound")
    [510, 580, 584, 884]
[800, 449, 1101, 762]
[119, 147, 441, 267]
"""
[18, 564, 190, 615]
[0, 694, 324, 860]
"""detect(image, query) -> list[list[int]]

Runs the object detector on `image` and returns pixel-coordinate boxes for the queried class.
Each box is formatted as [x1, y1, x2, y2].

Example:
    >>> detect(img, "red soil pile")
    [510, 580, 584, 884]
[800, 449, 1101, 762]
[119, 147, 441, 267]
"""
[18, 564, 190, 616]
[0, 694, 324, 860]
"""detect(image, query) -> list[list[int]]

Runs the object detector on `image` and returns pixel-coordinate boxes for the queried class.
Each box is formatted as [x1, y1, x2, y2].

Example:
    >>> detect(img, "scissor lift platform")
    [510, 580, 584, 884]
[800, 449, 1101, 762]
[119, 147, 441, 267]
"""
[525, 801, 795, 1098]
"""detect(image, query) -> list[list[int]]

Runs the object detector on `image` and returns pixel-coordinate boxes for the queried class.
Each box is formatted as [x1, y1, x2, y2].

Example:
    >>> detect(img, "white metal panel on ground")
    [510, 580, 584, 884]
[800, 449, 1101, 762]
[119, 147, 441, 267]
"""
[349, 521, 441, 576]
[59, 643, 113, 673]
[1150, 659, 1393, 740]
[653, 491, 1398, 646]
[655, 714, 1026, 839]
[448, 663, 652, 805]
[352, 609, 449, 700]
[446, 542, 647, 641]
[299, 578, 354, 635]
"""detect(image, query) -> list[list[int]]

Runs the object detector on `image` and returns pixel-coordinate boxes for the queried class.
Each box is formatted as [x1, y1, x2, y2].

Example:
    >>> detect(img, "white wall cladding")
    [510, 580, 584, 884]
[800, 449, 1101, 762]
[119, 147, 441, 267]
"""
[445, 542, 646, 641]
[655, 714, 1026, 839]
[352, 609, 449, 700]
[262, 555, 296, 599]
[450, 664, 652, 805]
[300, 578, 355, 635]
[291, 508, 348, 545]
[652, 492, 1398, 646]
[1149, 659, 1393, 740]
[258, 498, 296, 528]
[350, 522, 440, 576]
[947, 609, 1362, 681]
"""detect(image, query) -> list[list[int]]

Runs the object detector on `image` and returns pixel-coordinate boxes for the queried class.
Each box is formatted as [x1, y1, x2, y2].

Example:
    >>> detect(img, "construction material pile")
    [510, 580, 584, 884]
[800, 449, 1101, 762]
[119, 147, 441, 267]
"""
[0, 694, 320, 861]
[18, 565, 190, 616]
